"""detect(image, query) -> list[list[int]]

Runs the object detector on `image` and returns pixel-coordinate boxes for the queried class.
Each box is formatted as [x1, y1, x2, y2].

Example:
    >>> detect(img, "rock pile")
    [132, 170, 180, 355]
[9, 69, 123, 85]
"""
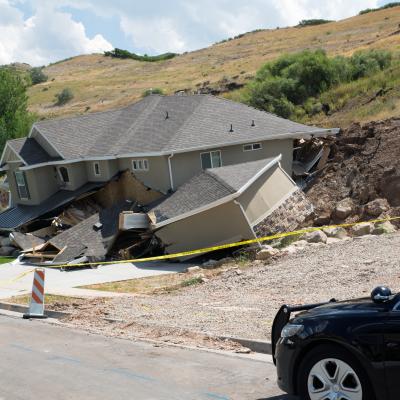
[307, 118, 400, 226]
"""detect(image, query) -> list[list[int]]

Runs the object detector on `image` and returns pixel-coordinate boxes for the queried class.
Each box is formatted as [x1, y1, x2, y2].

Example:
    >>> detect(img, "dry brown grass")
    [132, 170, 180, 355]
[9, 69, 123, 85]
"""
[28, 7, 400, 119]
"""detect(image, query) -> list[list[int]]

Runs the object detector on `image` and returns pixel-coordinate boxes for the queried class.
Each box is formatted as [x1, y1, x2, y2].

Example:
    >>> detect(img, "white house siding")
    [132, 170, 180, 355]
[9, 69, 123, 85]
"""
[170, 139, 293, 190]
[118, 156, 171, 194]
[85, 159, 118, 182]
[58, 162, 88, 191]
[8, 164, 58, 206]
[237, 165, 296, 226]
[155, 201, 255, 257]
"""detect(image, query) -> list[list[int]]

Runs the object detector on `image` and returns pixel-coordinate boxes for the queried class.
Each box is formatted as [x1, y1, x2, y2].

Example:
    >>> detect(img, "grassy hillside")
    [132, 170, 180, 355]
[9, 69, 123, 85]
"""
[28, 7, 400, 122]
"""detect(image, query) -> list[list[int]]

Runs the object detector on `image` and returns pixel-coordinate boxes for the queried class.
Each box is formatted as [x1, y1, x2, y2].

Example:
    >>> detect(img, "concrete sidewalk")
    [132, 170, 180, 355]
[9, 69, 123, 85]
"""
[0, 259, 190, 299]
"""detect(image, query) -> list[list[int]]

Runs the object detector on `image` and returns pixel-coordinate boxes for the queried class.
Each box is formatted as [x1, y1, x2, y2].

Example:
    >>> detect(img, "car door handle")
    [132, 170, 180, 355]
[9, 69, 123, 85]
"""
[386, 342, 399, 348]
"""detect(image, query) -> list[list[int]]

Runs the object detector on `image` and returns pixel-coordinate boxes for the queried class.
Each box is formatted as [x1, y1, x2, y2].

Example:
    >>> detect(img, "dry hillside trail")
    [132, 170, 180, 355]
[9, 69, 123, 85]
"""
[28, 6, 400, 120]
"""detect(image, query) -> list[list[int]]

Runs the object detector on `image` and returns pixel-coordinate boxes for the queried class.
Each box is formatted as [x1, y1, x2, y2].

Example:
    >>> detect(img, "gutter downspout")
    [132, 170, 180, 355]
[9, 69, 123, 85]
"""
[168, 153, 175, 191]
[233, 200, 262, 249]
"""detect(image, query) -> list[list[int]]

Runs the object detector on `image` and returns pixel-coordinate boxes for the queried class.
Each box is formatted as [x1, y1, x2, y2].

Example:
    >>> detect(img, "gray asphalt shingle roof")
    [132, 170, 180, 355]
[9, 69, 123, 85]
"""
[0, 182, 104, 230]
[6, 137, 61, 166]
[33, 95, 329, 160]
[151, 158, 277, 224]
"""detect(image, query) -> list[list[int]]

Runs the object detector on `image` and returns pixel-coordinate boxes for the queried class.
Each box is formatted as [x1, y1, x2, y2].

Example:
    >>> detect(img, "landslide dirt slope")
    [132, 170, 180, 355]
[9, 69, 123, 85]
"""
[306, 118, 400, 221]
[28, 7, 400, 119]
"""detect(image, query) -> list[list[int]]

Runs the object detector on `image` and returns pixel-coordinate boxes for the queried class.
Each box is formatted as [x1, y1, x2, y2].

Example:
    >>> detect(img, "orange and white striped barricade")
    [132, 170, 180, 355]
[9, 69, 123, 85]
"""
[23, 268, 47, 319]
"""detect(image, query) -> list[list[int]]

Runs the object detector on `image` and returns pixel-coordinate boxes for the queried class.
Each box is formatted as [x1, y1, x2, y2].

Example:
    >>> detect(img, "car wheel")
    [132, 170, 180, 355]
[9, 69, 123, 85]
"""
[297, 344, 374, 400]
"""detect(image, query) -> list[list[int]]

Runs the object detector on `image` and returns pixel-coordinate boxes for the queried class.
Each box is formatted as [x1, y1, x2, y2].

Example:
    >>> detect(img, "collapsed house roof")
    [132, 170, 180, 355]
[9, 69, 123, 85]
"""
[22, 200, 135, 265]
[11, 95, 336, 167]
[151, 157, 281, 227]
[0, 181, 104, 230]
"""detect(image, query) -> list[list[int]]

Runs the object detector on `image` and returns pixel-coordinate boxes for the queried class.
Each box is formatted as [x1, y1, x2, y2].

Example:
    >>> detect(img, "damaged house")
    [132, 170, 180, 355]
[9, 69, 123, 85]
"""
[0, 94, 338, 263]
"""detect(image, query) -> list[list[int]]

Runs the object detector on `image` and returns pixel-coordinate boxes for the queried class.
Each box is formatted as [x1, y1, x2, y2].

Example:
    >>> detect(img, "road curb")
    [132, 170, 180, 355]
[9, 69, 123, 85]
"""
[103, 317, 272, 355]
[0, 302, 70, 319]
[218, 336, 272, 354]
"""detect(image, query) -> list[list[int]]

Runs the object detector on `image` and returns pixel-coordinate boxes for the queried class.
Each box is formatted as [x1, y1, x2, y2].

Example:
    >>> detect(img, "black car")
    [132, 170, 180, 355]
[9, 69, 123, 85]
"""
[272, 286, 400, 400]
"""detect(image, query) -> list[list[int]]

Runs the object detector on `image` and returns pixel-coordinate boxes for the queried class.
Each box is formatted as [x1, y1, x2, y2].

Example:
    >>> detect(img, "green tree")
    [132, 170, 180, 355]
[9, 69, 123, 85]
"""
[0, 67, 35, 151]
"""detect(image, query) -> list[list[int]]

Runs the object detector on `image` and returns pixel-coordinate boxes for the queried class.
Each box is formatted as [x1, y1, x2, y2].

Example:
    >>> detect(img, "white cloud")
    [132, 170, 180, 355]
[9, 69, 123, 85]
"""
[120, 16, 186, 54]
[0, 0, 112, 66]
[273, 0, 380, 26]
[0, 0, 389, 65]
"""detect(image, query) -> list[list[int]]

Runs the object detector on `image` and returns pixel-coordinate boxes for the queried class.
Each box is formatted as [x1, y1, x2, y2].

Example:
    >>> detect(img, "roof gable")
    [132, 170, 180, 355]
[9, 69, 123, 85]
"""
[151, 157, 280, 225]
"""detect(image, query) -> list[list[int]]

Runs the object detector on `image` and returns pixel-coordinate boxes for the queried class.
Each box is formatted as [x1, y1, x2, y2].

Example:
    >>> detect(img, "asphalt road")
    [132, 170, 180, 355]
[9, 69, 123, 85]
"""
[0, 315, 294, 400]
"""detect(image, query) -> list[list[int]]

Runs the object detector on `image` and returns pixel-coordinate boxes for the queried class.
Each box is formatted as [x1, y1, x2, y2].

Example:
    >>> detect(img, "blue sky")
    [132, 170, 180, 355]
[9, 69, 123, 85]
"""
[0, 0, 394, 66]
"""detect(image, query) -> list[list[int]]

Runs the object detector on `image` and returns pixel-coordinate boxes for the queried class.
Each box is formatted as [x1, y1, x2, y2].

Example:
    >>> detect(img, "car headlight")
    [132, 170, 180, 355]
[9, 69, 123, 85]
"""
[281, 323, 304, 338]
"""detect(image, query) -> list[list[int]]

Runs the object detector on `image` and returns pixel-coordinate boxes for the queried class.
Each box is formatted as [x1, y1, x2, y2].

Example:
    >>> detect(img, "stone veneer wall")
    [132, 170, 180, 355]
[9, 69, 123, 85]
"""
[254, 189, 314, 237]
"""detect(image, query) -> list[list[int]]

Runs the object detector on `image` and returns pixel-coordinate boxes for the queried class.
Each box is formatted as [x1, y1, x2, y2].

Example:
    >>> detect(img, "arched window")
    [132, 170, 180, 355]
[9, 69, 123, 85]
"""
[58, 167, 70, 183]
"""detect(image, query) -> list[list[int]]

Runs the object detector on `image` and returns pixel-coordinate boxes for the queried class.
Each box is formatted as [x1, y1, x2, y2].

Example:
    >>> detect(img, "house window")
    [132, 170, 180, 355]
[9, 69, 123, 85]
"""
[58, 167, 70, 183]
[200, 150, 222, 169]
[132, 159, 149, 171]
[93, 162, 101, 176]
[243, 143, 262, 152]
[14, 170, 30, 200]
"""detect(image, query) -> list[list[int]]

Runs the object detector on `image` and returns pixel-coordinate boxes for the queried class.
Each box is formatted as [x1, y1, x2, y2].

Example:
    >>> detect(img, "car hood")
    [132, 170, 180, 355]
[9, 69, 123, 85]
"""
[292, 297, 387, 322]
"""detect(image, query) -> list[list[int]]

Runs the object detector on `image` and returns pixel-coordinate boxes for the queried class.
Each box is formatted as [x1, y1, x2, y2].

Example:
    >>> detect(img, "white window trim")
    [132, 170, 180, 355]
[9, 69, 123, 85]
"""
[200, 150, 222, 169]
[93, 162, 101, 176]
[243, 143, 262, 152]
[14, 170, 30, 200]
[132, 159, 149, 171]
[57, 166, 70, 184]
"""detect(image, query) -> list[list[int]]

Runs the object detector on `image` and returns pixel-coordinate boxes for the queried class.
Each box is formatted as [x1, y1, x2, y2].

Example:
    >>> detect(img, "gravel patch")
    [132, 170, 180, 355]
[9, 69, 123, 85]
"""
[65, 233, 400, 343]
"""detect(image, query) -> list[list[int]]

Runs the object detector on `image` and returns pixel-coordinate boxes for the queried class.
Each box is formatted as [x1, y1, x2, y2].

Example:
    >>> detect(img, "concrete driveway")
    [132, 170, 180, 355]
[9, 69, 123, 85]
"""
[0, 259, 190, 299]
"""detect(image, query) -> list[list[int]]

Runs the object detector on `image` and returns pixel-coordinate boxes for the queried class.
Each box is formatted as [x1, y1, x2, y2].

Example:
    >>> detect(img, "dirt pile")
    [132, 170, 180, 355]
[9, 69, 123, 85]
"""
[306, 118, 400, 224]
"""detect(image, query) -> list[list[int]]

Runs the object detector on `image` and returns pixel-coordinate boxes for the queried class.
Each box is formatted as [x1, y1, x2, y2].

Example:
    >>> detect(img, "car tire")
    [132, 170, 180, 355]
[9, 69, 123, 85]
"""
[297, 344, 375, 400]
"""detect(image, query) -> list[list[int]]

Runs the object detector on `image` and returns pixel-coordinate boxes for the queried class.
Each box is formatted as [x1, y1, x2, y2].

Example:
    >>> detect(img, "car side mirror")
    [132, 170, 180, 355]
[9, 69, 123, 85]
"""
[371, 286, 392, 303]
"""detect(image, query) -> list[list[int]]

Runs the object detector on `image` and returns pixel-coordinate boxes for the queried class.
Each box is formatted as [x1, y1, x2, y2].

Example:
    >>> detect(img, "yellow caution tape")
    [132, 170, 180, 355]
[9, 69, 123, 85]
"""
[38, 215, 400, 270]
[0, 268, 35, 287]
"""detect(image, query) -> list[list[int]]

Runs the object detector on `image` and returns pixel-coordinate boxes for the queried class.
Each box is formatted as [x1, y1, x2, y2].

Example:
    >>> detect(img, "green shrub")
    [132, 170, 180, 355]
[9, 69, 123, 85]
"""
[142, 88, 164, 97]
[30, 67, 48, 85]
[359, 2, 400, 14]
[244, 49, 393, 120]
[298, 19, 333, 27]
[54, 88, 74, 106]
[104, 48, 177, 62]
[350, 50, 392, 79]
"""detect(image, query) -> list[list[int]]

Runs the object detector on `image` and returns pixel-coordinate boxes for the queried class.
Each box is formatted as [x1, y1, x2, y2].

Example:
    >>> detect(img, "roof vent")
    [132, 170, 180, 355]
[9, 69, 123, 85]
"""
[229, 124, 234, 133]
[251, 120, 255, 127]
[165, 111, 169, 119]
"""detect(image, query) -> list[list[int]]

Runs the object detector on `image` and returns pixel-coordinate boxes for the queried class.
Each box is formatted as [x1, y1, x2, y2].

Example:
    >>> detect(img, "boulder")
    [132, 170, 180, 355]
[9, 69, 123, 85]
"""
[256, 245, 279, 260]
[334, 198, 354, 220]
[314, 213, 331, 226]
[372, 221, 397, 235]
[0, 246, 15, 256]
[323, 227, 348, 239]
[364, 198, 390, 217]
[202, 259, 220, 269]
[301, 230, 327, 244]
[351, 223, 373, 237]
[187, 266, 201, 273]
[0, 236, 11, 247]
